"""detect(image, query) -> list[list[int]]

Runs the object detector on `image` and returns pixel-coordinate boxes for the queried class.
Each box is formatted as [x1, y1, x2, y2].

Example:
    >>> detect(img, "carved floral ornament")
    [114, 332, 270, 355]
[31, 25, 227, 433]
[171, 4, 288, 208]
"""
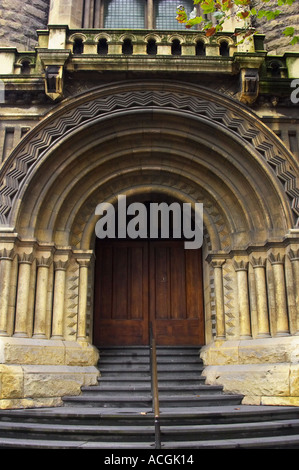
[0, 81, 298, 231]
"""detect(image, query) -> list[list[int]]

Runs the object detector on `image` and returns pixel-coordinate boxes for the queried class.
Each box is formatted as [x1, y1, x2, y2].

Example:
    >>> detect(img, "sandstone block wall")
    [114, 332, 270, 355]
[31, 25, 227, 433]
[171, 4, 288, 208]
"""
[252, 0, 299, 54]
[0, 0, 49, 51]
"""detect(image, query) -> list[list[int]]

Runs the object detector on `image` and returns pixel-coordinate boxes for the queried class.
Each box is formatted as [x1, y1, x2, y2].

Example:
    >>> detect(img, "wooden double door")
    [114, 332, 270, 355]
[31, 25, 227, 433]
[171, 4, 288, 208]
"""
[93, 239, 204, 346]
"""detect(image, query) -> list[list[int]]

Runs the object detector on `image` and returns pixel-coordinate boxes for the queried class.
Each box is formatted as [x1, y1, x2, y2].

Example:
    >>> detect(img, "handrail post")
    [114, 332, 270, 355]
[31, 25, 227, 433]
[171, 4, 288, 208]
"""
[149, 322, 161, 449]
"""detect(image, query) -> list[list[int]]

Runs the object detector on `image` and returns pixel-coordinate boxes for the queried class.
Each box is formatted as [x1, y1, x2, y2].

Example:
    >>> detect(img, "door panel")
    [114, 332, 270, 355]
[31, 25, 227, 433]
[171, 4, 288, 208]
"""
[149, 241, 204, 345]
[93, 239, 204, 346]
[93, 240, 149, 346]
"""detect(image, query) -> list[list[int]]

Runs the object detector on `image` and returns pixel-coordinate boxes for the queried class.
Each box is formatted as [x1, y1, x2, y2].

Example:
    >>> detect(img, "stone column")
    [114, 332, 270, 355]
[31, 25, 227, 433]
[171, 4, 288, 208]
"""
[0, 248, 14, 336]
[49, 0, 84, 28]
[33, 256, 52, 338]
[251, 256, 270, 337]
[289, 248, 299, 334]
[14, 252, 34, 337]
[51, 259, 68, 339]
[94, 0, 102, 28]
[233, 260, 251, 339]
[211, 260, 226, 339]
[147, 0, 154, 29]
[269, 253, 289, 336]
[77, 258, 91, 341]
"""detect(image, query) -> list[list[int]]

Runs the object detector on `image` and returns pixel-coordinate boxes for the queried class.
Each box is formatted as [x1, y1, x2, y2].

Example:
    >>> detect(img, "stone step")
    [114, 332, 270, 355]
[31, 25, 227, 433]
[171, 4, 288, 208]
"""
[62, 393, 243, 408]
[2, 345, 298, 449]
[98, 375, 206, 386]
[99, 363, 204, 372]
[1, 431, 299, 449]
[81, 384, 224, 396]
[1, 417, 299, 444]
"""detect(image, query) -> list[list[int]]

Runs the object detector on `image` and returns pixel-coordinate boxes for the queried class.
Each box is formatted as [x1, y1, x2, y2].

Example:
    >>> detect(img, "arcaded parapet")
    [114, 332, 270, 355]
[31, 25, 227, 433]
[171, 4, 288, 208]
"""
[0, 0, 49, 50]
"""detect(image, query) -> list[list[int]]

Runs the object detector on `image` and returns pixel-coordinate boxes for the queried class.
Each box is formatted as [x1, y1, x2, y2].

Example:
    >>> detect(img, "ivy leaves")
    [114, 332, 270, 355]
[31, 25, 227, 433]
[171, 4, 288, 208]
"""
[176, 0, 299, 45]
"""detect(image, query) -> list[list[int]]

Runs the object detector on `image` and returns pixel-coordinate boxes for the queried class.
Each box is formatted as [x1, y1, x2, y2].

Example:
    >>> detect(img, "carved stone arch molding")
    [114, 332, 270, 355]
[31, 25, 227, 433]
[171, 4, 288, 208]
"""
[1, 80, 299, 409]
[0, 79, 298, 243]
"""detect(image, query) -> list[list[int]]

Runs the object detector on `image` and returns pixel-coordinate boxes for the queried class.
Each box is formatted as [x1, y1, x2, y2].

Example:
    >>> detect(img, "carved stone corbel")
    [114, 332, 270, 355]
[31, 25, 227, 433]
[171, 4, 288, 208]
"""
[239, 68, 259, 105]
[45, 65, 64, 101]
[38, 49, 70, 101]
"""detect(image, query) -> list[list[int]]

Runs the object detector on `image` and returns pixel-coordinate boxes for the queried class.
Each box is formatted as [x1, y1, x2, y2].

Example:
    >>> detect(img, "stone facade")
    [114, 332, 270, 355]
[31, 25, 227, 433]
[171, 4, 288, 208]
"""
[0, 0, 49, 51]
[0, 0, 298, 409]
[253, 0, 299, 54]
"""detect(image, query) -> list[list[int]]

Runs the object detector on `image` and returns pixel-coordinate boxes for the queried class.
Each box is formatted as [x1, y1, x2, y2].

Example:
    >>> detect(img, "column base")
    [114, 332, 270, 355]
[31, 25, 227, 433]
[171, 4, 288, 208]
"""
[13, 332, 28, 338]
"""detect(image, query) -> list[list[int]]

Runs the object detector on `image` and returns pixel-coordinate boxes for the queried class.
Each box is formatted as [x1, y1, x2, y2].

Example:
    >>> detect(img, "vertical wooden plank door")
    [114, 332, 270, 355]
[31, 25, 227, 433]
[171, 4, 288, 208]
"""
[93, 239, 204, 346]
[93, 240, 149, 346]
[149, 241, 204, 345]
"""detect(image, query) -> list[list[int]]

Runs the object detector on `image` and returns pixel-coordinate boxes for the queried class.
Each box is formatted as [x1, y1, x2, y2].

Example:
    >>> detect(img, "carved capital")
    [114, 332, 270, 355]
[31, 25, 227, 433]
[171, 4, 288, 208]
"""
[210, 259, 225, 269]
[54, 259, 69, 272]
[0, 248, 15, 261]
[268, 252, 285, 265]
[36, 256, 52, 268]
[77, 259, 91, 269]
[289, 248, 299, 262]
[18, 252, 34, 265]
[251, 256, 267, 268]
[233, 259, 249, 272]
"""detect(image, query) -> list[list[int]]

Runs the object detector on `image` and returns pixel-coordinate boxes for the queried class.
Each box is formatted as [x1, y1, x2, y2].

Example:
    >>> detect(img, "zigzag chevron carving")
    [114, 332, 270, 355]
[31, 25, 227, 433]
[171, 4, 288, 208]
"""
[0, 88, 298, 226]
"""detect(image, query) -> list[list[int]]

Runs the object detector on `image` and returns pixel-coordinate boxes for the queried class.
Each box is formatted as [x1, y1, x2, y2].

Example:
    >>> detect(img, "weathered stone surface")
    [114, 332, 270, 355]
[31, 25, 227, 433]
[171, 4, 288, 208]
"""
[0, 365, 23, 399]
[0, 0, 49, 50]
[204, 363, 290, 396]
[0, 337, 99, 366]
[64, 341, 99, 367]
[201, 338, 299, 406]
[22, 365, 98, 398]
[252, 0, 299, 54]
[201, 337, 299, 366]
[0, 337, 65, 365]
[0, 397, 62, 410]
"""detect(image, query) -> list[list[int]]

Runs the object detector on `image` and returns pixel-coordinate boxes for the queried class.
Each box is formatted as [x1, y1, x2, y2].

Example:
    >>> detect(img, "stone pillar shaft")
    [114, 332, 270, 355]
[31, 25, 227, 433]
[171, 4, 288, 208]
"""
[77, 259, 90, 341]
[0, 250, 14, 336]
[234, 261, 251, 338]
[270, 255, 289, 336]
[33, 257, 51, 338]
[252, 257, 270, 337]
[51, 260, 68, 339]
[212, 260, 226, 339]
[289, 249, 299, 334]
[14, 253, 34, 337]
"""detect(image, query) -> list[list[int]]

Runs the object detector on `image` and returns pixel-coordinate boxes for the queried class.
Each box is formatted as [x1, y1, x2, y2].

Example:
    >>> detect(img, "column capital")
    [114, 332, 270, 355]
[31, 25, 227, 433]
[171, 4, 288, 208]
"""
[233, 259, 249, 272]
[289, 248, 299, 261]
[210, 259, 226, 269]
[18, 252, 34, 265]
[36, 255, 52, 268]
[268, 252, 285, 265]
[54, 259, 69, 271]
[251, 255, 267, 268]
[0, 248, 15, 261]
[77, 258, 91, 268]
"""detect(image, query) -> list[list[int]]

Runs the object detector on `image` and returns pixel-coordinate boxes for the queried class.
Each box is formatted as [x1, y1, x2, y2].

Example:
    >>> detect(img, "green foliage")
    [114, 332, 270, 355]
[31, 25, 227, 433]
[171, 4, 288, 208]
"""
[176, 0, 298, 45]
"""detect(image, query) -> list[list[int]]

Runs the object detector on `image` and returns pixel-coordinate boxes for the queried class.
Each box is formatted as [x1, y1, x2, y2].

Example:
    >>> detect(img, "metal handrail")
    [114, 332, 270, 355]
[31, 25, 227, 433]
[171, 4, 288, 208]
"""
[149, 322, 161, 449]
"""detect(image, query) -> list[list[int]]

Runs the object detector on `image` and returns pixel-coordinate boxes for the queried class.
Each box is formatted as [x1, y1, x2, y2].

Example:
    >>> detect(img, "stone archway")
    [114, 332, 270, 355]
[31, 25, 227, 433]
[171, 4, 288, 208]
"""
[0, 80, 298, 407]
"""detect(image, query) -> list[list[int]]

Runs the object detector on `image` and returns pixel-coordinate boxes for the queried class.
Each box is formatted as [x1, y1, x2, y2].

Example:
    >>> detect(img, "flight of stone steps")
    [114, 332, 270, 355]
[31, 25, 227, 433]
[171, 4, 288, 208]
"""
[0, 346, 299, 448]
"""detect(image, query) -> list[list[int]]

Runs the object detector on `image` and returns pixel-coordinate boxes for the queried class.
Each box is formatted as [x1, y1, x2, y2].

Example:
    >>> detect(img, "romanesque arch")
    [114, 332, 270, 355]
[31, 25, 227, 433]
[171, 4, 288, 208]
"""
[0, 80, 298, 379]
